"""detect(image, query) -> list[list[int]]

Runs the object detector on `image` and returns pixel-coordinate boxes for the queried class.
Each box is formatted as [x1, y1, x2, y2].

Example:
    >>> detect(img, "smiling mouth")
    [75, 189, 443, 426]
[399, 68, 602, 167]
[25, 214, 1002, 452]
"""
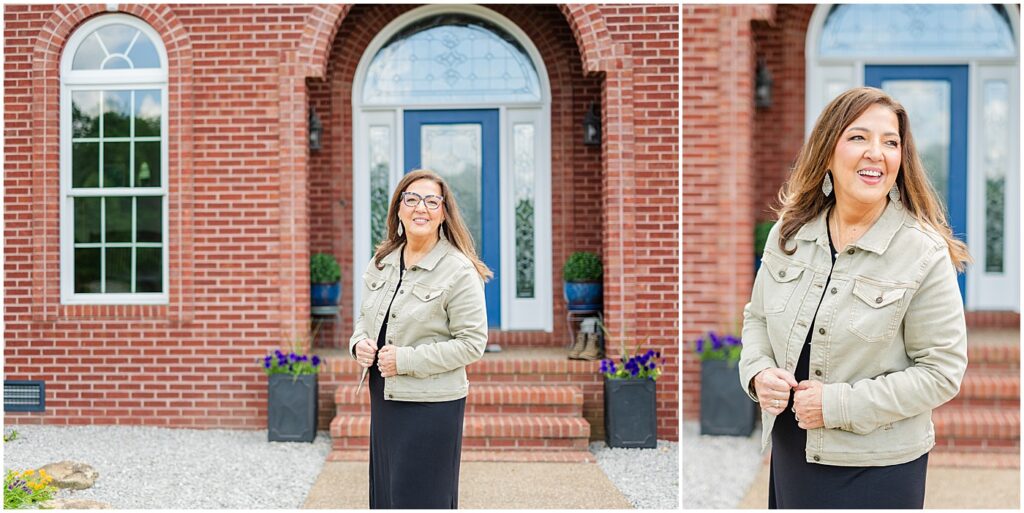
[857, 169, 883, 178]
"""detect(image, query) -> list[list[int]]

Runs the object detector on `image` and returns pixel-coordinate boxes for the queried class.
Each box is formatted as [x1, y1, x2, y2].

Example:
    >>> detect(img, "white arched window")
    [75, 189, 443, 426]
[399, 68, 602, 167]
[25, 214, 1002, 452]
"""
[60, 14, 169, 304]
[353, 5, 552, 331]
[807, 4, 1020, 312]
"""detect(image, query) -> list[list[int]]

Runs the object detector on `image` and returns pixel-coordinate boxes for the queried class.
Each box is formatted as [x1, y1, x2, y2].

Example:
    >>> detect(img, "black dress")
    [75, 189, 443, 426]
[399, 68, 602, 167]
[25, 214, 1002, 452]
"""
[368, 253, 467, 509]
[768, 222, 928, 509]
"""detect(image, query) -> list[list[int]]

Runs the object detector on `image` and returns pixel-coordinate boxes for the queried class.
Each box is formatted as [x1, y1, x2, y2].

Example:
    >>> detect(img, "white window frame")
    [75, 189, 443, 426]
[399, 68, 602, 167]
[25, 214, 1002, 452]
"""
[806, 4, 1020, 312]
[59, 14, 169, 305]
[352, 5, 553, 331]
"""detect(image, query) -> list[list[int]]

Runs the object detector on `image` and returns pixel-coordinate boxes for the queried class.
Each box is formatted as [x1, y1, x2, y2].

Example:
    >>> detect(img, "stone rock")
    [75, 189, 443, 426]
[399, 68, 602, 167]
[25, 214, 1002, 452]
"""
[39, 498, 113, 509]
[39, 461, 99, 490]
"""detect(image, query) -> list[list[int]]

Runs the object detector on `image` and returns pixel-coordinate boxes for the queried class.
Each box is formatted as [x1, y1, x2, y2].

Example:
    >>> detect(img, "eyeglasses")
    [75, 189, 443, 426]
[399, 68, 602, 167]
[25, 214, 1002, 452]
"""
[400, 191, 444, 211]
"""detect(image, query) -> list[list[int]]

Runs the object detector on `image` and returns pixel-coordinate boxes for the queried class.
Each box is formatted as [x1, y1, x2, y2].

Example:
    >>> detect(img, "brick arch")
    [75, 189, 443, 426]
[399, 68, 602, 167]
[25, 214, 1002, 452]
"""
[298, 4, 351, 80]
[30, 4, 195, 322]
[558, 4, 617, 74]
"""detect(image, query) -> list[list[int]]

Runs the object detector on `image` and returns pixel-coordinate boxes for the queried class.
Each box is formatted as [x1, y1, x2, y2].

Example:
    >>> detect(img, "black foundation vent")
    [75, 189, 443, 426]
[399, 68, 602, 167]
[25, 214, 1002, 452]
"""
[4, 380, 45, 412]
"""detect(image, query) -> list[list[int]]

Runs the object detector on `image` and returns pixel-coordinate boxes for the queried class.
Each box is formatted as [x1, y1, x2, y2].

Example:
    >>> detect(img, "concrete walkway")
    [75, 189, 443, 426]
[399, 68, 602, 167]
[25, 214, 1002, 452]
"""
[303, 461, 633, 509]
[738, 459, 1020, 509]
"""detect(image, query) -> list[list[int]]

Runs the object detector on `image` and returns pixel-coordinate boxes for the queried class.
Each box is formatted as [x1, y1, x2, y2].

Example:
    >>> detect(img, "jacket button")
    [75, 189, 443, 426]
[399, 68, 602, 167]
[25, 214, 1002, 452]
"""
[875, 296, 883, 304]
[830, 287, 837, 295]
[847, 248, 855, 255]
[779, 270, 786, 278]
[818, 328, 825, 335]
[813, 455, 820, 462]
[371, 282, 377, 287]
[391, 313, 396, 319]
[815, 370, 822, 377]
[399, 289, 405, 294]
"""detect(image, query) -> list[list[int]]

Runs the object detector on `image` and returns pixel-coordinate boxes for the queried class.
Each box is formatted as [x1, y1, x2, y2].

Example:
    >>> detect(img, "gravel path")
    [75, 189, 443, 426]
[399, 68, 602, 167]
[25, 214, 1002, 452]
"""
[5, 424, 679, 509]
[589, 440, 679, 509]
[2, 425, 332, 509]
[681, 421, 764, 509]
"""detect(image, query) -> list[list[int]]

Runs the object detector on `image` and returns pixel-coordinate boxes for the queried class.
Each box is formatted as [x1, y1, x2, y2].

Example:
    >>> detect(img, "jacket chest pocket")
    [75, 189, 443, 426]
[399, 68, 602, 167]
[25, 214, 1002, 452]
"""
[761, 255, 805, 315]
[361, 273, 386, 314]
[848, 279, 906, 343]
[409, 283, 445, 322]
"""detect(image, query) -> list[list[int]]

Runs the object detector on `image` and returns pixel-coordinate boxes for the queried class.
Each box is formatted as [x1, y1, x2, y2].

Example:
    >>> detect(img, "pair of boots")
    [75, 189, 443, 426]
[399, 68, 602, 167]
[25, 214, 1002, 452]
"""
[569, 332, 603, 360]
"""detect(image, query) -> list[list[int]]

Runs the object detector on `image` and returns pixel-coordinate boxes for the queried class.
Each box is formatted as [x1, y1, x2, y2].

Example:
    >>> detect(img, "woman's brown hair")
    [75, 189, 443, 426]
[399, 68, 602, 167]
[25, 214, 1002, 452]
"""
[775, 87, 971, 271]
[373, 169, 493, 281]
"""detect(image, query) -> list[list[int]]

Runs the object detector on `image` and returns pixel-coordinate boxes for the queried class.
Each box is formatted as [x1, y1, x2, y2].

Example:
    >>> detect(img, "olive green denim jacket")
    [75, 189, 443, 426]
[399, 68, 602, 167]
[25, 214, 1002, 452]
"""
[739, 201, 967, 466]
[349, 236, 488, 402]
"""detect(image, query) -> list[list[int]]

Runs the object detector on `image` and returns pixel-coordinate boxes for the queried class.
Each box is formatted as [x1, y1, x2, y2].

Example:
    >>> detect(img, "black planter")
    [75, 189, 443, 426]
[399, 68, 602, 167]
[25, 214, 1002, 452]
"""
[604, 378, 657, 448]
[267, 373, 318, 442]
[699, 359, 756, 436]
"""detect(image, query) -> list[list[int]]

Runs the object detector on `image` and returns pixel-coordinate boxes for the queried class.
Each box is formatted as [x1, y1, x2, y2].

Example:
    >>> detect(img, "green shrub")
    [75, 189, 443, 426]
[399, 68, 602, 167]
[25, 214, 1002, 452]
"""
[4, 469, 56, 509]
[310, 253, 340, 284]
[754, 220, 776, 257]
[563, 251, 602, 282]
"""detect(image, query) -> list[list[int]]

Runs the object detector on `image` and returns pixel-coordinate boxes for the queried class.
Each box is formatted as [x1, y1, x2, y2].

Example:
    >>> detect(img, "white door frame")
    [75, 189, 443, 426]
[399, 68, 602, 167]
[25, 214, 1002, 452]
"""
[351, 4, 553, 331]
[805, 4, 1021, 312]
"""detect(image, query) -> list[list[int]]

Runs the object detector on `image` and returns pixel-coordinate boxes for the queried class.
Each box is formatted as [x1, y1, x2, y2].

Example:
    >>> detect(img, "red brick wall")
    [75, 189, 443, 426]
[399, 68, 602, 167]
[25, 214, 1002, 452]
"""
[752, 5, 814, 219]
[5, 4, 679, 440]
[681, 5, 770, 419]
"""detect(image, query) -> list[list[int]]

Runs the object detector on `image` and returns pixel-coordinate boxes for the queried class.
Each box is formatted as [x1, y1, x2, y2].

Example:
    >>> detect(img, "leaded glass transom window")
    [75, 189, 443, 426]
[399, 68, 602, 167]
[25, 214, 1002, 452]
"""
[363, 14, 542, 105]
[820, 5, 1016, 59]
[62, 15, 168, 303]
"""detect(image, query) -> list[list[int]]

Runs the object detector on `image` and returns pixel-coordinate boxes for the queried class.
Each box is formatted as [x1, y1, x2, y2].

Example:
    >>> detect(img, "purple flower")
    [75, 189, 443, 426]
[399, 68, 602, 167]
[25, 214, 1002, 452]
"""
[710, 332, 723, 350]
[312, 355, 321, 367]
[629, 366, 639, 377]
[696, 337, 704, 353]
[289, 353, 298, 362]
[609, 361, 617, 373]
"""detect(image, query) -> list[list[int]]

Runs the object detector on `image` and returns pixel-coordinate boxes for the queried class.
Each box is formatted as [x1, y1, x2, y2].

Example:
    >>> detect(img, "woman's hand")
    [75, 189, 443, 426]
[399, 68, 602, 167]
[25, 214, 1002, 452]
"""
[377, 345, 398, 378]
[753, 367, 798, 416]
[354, 339, 377, 369]
[793, 380, 825, 430]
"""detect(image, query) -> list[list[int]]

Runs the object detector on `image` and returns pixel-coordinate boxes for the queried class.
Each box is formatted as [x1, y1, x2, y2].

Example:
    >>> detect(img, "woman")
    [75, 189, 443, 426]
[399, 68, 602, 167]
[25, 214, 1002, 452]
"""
[350, 169, 490, 509]
[738, 87, 969, 509]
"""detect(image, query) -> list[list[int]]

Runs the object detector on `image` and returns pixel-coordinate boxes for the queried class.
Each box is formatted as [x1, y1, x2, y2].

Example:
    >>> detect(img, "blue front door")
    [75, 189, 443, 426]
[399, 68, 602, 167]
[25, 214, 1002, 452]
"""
[866, 65, 968, 299]
[404, 109, 501, 326]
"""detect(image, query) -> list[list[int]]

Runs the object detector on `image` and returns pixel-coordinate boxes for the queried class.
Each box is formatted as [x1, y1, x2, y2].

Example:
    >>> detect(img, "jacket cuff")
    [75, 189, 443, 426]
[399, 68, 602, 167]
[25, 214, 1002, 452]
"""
[394, 345, 414, 376]
[822, 382, 850, 430]
[740, 360, 775, 402]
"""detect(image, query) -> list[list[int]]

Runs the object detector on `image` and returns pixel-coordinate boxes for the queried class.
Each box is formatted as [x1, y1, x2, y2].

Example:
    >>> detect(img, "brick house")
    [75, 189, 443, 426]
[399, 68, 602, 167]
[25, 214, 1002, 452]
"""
[683, 4, 1020, 462]
[4, 3, 679, 459]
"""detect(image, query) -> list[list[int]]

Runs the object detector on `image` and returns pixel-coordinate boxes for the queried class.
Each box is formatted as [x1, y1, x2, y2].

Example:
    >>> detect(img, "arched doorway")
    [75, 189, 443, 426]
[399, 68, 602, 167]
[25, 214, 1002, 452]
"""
[351, 5, 553, 331]
[806, 4, 1020, 311]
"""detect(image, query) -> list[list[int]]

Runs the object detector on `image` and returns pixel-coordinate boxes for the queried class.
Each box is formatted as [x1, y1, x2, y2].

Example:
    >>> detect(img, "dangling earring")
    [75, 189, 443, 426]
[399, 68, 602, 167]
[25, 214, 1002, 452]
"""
[821, 171, 833, 197]
[889, 183, 902, 210]
[397, 219, 404, 237]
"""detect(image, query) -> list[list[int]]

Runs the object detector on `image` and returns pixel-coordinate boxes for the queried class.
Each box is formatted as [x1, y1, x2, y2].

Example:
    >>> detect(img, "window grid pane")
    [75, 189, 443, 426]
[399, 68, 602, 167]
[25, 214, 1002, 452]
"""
[369, 126, 391, 255]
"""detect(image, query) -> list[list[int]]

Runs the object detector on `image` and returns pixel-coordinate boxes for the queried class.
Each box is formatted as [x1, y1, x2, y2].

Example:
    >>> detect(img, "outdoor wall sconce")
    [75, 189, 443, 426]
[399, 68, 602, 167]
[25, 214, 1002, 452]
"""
[309, 106, 323, 152]
[583, 102, 601, 146]
[755, 57, 773, 108]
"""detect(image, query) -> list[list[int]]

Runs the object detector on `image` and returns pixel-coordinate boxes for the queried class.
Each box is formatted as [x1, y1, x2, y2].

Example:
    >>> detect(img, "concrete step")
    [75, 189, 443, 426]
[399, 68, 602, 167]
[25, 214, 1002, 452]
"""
[334, 384, 584, 417]
[933, 406, 1019, 453]
[928, 450, 1020, 469]
[330, 414, 591, 452]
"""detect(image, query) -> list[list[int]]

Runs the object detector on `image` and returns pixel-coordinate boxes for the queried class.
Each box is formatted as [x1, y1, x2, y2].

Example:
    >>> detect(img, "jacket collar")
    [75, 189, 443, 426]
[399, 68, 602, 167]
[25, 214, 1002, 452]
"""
[794, 200, 906, 255]
[380, 232, 452, 271]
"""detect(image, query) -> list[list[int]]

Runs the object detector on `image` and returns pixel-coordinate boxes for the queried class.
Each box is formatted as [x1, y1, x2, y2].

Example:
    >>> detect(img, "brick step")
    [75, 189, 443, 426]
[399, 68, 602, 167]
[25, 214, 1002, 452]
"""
[966, 343, 1020, 372]
[320, 350, 600, 383]
[945, 373, 1019, 408]
[330, 414, 591, 452]
[933, 406, 1019, 452]
[328, 449, 596, 463]
[334, 384, 584, 417]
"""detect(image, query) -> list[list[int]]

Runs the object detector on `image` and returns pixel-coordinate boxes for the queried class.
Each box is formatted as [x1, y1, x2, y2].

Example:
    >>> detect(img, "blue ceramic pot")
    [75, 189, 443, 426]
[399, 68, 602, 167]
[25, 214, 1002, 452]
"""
[310, 282, 340, 307]
[564, 281, 602, 311]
